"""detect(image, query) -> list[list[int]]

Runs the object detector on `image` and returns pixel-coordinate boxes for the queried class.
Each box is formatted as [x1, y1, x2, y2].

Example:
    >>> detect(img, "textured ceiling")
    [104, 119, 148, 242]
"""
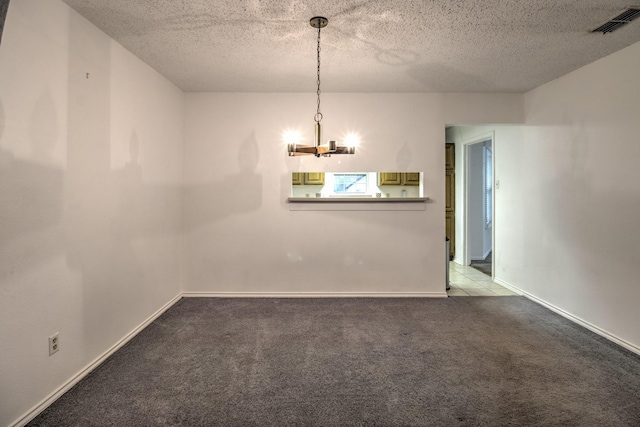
[61, 0, 640, 93]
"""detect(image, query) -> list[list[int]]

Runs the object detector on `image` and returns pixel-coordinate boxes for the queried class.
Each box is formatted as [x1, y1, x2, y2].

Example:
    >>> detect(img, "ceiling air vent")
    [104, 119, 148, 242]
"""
[592, 7, 640, 34]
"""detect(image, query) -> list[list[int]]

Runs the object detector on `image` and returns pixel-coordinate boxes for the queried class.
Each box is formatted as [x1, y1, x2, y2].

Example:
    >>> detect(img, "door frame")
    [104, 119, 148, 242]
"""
[461, 131, 495, 277]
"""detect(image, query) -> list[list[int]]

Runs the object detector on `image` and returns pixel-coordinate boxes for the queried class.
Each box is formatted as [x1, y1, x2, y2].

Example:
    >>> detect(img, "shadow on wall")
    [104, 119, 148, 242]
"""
[183, 131, 263, 230]
[0, 97, 65, 280]
[63, 15, 184, 356]
[0, 10, 183, 372]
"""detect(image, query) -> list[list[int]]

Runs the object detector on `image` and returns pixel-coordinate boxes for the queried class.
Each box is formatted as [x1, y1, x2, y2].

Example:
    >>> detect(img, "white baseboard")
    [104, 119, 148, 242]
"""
[12, 294, 183, 427]
[493, 278, 640, 357]
[492, 277, 524, 296]
[183, 291, 449, 298]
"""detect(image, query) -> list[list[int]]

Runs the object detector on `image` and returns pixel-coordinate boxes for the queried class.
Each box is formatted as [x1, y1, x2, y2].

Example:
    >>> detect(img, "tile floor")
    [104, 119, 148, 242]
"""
[447, 262, 519, 296]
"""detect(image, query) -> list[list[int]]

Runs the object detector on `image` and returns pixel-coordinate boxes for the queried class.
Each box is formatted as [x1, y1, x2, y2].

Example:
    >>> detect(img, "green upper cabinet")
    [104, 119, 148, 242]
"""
[291, 172, 303, 185]
[378, 172, 403, 185]
[291, 172, 325, 185]
[402, 172, 420, 186]
[378, 172, 420, 186]
[303, 172, 325, 185]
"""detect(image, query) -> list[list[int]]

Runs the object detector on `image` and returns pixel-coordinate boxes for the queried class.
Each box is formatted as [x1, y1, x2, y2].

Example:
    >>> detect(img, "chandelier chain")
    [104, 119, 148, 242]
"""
[315, 25, 322, 123]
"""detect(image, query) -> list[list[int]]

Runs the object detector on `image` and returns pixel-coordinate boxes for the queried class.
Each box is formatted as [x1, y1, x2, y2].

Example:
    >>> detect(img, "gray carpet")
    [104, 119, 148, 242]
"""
[29, 297, 640, 426]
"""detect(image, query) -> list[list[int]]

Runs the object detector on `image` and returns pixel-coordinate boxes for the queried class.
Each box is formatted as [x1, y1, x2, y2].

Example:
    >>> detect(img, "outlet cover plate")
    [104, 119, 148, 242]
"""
[49, 333, 59, 356]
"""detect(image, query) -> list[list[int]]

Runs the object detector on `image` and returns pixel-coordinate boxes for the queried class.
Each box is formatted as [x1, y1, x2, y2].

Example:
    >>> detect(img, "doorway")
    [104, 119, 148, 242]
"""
[465, 138, 493, 277]
[445, 126, 519, 297]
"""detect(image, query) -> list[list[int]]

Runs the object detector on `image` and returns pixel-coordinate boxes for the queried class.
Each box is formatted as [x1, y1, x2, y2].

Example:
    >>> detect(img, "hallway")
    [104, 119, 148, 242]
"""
[447, 262, 518, 296]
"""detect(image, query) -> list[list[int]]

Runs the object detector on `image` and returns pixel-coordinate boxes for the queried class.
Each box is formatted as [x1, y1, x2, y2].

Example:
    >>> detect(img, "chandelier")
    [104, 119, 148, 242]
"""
[287, 17, 356, 157]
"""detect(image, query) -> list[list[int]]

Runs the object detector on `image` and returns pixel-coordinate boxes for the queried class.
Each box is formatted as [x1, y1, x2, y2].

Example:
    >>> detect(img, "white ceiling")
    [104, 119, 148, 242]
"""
[61, 0, 640, 93]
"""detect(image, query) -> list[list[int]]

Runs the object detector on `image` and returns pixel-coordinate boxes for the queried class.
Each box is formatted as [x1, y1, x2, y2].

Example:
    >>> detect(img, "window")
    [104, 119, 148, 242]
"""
[333, 173, 368, 194]
[484, 146, 492, 228]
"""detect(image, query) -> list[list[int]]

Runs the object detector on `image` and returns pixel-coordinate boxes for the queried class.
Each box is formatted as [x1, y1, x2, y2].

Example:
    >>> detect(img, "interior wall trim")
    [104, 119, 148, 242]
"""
[11, 294, 183, 427]
[182, 292, 449, 298]
[492, 278, 523, 295]
[288, 200, 429, 211]
[493, 278, 640, 357]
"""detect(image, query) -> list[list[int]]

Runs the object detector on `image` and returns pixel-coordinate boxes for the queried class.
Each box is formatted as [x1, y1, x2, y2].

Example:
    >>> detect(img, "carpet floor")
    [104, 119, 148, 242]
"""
[29, 297, 640, 426]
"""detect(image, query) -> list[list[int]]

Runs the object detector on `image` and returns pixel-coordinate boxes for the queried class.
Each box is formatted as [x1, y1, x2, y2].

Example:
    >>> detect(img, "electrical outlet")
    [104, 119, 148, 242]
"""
[49, 333, 59, 356]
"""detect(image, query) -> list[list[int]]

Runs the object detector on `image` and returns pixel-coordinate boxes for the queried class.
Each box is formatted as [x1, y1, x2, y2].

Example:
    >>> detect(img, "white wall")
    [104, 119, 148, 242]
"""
[183, 93, 441, 295]
[0, 1, 183, 425]
[495, 40, 640, 351]
[183, 93, 522, 296]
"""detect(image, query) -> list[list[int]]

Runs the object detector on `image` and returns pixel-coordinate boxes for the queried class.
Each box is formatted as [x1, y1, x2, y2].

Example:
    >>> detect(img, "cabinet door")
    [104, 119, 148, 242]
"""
[378, 172, 402, 185]
[445, 143, 455, 259]
[445, 143, 455, 171]
[303, 172, 325, 185]
[445, 169, 455, 258]
[291, 172, 302, 185]
[402, 172, 420, 186]
[445, 171, 454, 210]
